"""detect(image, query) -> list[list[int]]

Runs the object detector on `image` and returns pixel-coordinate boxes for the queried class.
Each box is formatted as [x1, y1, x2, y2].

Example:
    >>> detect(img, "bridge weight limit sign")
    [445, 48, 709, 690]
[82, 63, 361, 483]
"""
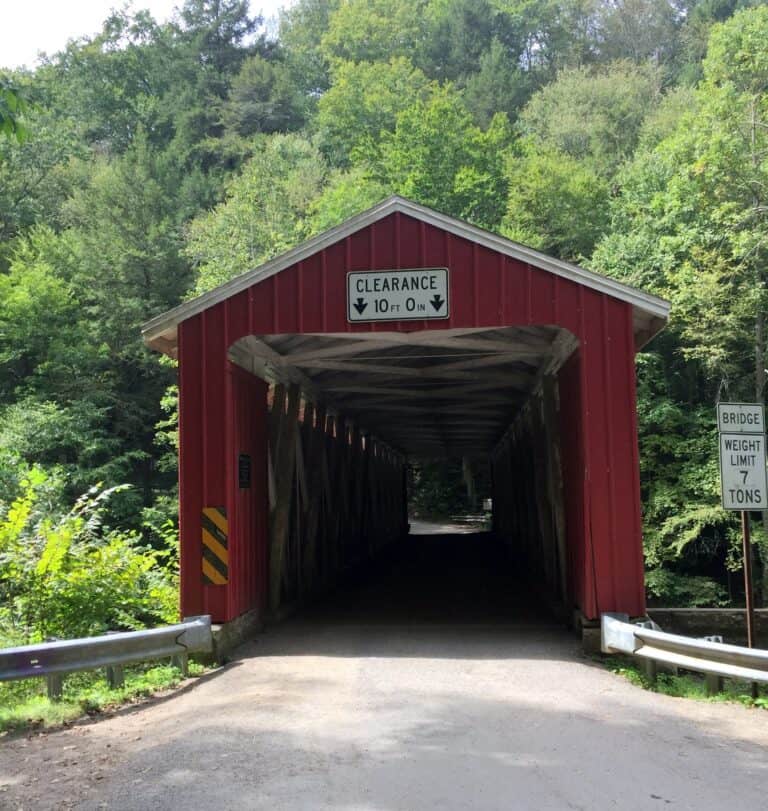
[717, 402, 766, 665]
[718, 403, 767, 510]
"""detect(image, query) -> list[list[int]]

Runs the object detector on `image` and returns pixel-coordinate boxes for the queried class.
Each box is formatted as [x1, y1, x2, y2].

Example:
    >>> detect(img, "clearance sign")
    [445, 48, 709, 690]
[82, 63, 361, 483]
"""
[347, 268, 449, 323]
[717, 403, 768, 510]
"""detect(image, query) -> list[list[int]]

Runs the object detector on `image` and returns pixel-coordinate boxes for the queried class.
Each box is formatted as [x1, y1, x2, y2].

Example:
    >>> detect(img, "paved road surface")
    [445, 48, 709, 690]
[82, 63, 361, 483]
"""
[2, 530, 767, 810]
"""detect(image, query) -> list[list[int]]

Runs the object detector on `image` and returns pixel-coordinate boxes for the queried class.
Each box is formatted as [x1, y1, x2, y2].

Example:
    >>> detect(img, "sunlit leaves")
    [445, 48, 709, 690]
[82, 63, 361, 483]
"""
[186, 134, 327, 293]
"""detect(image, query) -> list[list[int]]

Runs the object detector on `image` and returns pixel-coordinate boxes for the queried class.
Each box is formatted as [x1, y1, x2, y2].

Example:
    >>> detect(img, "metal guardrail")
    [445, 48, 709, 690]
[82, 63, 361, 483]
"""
[601, 612, 768, 695]
[0, 615, 212, 700]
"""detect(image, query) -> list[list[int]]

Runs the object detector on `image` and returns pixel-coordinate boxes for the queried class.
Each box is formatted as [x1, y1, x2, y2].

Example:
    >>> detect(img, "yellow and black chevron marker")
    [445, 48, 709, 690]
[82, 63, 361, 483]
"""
[201, 507, 228, 585]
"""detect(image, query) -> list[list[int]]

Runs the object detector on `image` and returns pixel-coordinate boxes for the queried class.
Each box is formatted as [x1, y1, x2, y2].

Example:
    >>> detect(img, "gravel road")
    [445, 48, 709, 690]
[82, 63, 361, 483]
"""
[2, 530, 767, 810]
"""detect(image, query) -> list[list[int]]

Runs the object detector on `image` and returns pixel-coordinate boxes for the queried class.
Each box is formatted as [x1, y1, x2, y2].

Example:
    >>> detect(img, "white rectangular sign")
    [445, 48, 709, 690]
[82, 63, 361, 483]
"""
[347, 268, 449, 323]
[719, 432, 768, 510]
[717, 402, 764, 434]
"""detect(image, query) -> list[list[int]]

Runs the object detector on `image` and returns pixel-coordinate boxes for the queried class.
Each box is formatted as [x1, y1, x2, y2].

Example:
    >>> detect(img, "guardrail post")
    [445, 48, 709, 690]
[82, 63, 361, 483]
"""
[701, 637, 724, 696]
[103, 630, 126, 689]
[47, 673, 63, 701]
[172, 653, 189, 676]
[642, 658, 658, 685]
[106, 664, 125, 689]
[705, 673, 724, 696]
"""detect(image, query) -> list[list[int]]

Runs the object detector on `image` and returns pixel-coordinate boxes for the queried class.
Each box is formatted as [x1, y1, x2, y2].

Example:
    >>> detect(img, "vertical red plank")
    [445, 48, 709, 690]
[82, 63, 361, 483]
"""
[201, 306, 227, 506]
[422, 221, 449, 268]
[226, 364, 269, 620]
[472, 243, 480, 325]
[300, 253, 324, 332]
[200, 305, 229, 620]
[253, 377, 269, 615]
[226, 290, 249, 347]
[323, 241, 347, 332]
[578, 289, 606, 619]
[321, 250, 328, 332]
[558, 352, 587, 614]
[297, 261, 304, 334]
[605, 298, 646, 614]
[499, 253, 507, 325]
[600, 295, 619, 611]
[529, 267, 555, 325]
[398, 213, 422, 268]
[275, 265, 300, 334]
[474, 244, 502, 326]
[553, 277, 581, 338]
[250, 276, 274, 335]
[448, 233, 474, 327]
[502, 257, 528, 325]
[370, 216, 395, 269]
[348, 223, 373, 271]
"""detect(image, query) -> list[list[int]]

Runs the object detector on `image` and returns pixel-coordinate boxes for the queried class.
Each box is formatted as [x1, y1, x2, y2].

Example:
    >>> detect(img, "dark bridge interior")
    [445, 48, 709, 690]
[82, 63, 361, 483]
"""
[228, 326, 575, 621]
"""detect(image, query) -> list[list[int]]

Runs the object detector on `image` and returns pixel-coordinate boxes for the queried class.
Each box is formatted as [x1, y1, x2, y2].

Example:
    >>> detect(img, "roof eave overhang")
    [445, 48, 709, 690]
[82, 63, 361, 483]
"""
[142, 195, 670, 356]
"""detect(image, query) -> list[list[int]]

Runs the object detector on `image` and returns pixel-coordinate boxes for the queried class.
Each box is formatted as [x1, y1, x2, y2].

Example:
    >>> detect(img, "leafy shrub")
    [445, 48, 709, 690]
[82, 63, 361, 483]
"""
[645, 567, 727, 607]
[0, 468, 178, 645]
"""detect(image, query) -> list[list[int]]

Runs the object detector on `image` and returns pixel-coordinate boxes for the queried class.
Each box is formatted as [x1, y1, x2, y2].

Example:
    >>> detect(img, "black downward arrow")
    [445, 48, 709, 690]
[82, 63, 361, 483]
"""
[430, 294, 445, 312]
[353, 297, 368, 315]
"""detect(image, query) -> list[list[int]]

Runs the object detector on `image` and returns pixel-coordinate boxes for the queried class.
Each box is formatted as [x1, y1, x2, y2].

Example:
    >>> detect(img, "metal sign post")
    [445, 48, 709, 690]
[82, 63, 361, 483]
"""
[741, 511, 755, 649]
[717, 403, 766, 697]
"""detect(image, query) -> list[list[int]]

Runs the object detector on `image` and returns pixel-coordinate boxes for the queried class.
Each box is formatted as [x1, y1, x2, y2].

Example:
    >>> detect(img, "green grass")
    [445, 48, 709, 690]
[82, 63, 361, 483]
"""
[604, 656, 768, 709]
[0, 661, 207, 733]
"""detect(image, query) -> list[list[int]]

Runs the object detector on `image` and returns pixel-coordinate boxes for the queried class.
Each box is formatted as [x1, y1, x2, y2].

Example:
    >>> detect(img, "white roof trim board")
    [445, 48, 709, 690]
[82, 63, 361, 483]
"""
[142, 195, 669, 351]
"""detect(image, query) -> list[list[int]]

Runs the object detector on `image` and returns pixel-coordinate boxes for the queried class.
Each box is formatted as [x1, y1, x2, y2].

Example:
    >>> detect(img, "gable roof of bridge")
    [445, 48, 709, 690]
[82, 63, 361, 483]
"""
[142, 195, 669, 354]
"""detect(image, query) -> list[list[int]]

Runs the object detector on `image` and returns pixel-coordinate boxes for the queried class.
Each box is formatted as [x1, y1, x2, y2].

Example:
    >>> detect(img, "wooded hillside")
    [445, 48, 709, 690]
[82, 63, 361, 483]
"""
[2, 0, 768, 617]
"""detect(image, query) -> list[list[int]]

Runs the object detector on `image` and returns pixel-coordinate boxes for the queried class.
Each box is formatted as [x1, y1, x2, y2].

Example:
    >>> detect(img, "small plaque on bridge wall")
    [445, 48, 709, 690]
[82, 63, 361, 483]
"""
[238, 453, 252, 489]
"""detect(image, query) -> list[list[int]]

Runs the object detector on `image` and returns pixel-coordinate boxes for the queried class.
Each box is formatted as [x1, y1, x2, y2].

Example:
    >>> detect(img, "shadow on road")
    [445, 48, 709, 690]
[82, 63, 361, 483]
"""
[242, 530, 577, 662]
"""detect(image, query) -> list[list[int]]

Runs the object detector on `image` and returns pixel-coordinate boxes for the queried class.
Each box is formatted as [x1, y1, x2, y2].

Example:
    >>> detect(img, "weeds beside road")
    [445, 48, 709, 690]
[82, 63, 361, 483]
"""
[0, 661, 206, 734]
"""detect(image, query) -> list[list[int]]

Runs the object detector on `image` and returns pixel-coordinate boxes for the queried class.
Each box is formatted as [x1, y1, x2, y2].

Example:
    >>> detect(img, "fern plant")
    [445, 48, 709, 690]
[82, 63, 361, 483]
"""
[0, 470, 178, 644]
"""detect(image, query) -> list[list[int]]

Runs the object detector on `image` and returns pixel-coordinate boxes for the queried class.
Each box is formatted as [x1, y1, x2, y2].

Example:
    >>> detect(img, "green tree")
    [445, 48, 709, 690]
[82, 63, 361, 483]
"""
[279, 0, 340, 96]
[369, 87, 511, 228]
[423, 0, 500, 81]
[0, 108, 84, 258]
[0, 75, 29, 142]
[463, 38, 534, 126]
[320, 0, 430, 65]
[519, 61, 662, 177]
[0, 228, 124, 494]
[316, 57, 432, 166]
[596, 0, 681, 66]
[40, 10, 178, 153]
[177, 0, 263, 78]
[502, 144, 609, 259]
[308, 166, 390, 233]
[221, 53, 307, 138]
[60, 138, 191, 517]
[187, 133, 327, 293]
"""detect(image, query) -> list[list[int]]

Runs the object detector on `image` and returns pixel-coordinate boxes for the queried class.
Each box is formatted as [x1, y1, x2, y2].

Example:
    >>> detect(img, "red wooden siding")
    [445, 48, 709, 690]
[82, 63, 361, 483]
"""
[227, 365, 269, 619]
[177, 211, 646, 621]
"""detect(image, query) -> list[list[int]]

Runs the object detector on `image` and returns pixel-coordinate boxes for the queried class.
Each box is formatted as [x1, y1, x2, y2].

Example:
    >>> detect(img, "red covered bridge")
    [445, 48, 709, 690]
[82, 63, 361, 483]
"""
[143, 196, 668, 635]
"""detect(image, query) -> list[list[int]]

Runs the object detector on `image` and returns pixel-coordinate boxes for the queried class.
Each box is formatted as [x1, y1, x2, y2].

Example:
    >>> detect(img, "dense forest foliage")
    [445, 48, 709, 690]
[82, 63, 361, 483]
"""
[2, 0, 768, 635]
